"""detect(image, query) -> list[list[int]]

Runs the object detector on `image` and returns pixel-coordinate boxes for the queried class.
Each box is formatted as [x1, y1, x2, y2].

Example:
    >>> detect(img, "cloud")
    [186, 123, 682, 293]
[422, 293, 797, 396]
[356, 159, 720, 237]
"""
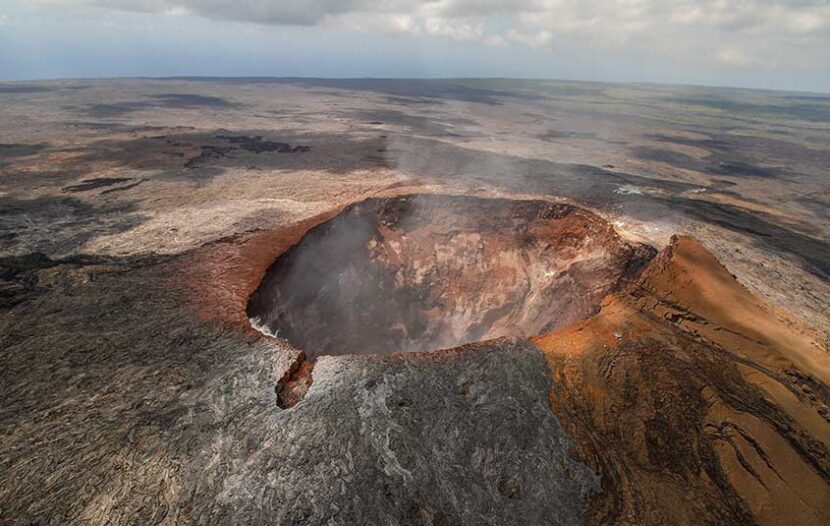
[34, 1, 830, 67]
[93, 0, 422, 26]
[505, 28, 553, 49]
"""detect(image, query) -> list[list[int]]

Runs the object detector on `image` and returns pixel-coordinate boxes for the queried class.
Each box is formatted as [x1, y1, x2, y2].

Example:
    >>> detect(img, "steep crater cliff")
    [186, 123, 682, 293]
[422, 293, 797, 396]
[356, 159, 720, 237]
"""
[247, 194, 656, 361]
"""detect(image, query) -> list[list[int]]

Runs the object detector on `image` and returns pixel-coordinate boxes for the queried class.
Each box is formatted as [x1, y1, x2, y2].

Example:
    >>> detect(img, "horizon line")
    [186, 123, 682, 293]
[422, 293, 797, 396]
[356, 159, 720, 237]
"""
[1, 75, 828, 97]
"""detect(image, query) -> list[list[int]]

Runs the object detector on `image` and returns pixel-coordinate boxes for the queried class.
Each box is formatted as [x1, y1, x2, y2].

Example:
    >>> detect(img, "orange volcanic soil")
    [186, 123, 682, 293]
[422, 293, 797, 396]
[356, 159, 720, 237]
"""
[533, 235, 829, 526]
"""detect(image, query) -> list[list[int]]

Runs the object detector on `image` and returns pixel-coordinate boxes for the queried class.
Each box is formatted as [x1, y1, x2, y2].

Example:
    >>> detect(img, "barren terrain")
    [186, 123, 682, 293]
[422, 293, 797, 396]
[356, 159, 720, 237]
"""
[0, 78, 828, 525]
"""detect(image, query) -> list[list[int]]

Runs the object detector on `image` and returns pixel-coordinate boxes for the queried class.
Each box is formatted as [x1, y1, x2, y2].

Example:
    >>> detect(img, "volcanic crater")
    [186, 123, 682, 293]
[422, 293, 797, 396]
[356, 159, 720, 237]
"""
[247, 194, 656, 405]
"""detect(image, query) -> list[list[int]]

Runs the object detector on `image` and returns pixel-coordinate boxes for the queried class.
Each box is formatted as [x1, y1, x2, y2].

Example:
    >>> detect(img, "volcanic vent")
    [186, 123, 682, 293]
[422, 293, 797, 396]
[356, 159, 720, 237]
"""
[247, 194, 656, 361]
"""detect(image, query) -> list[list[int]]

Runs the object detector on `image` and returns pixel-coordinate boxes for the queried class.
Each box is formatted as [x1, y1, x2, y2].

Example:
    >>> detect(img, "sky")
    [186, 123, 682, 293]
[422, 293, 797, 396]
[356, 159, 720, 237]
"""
[0, 1, 828, 92]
